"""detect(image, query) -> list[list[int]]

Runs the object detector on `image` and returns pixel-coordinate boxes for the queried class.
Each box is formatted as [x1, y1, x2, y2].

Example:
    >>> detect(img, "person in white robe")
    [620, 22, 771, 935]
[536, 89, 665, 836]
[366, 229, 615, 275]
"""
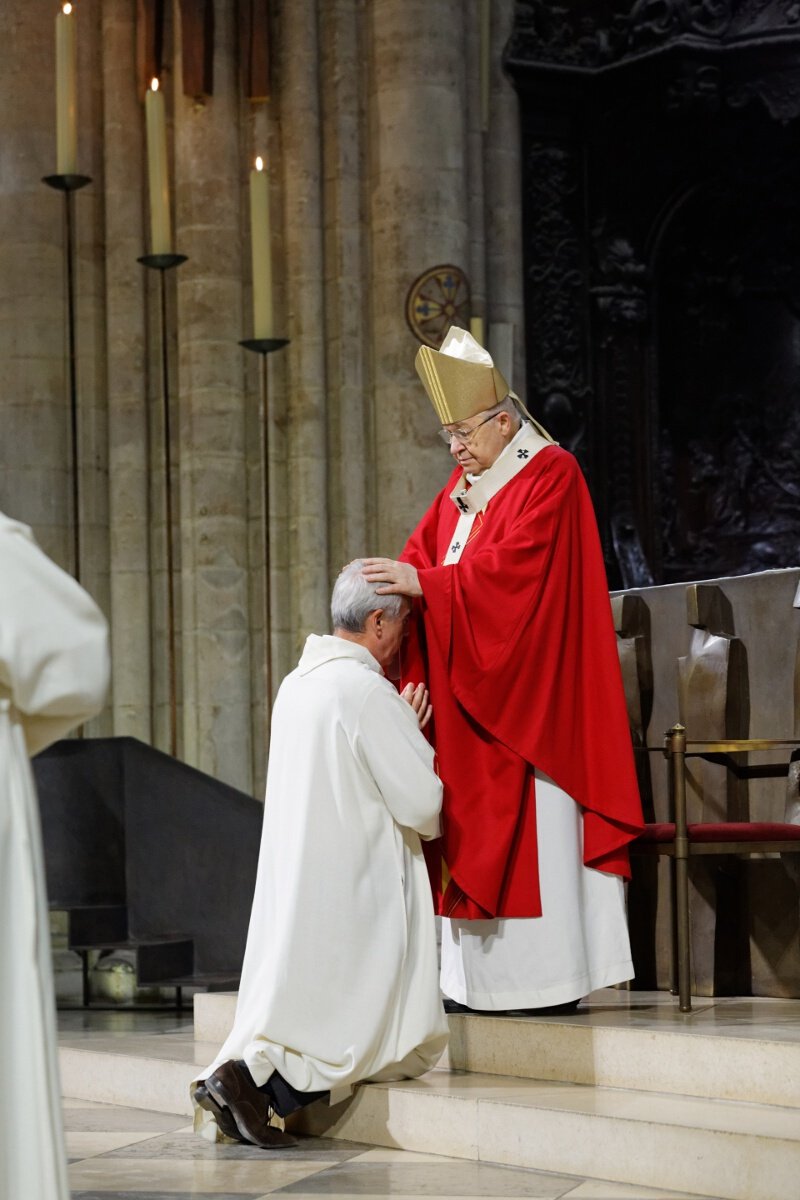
[0, 512, 110, 1200]
[194, 560, 448, 1148]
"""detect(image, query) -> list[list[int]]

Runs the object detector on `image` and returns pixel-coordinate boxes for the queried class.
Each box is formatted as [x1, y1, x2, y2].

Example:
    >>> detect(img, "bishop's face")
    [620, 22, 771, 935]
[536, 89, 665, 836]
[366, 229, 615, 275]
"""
[443, 409, 514, 475]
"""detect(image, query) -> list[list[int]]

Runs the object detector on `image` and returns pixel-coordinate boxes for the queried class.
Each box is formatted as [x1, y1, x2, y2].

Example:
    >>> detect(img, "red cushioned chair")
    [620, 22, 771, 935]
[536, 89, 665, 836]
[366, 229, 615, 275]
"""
[631, 725, 800, 1011]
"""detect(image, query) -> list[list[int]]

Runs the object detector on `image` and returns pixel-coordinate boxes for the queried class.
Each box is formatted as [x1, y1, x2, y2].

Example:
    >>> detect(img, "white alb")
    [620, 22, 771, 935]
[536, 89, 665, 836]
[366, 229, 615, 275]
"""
[0, 513, 109, 1200]
[196, 634, 447, 1135]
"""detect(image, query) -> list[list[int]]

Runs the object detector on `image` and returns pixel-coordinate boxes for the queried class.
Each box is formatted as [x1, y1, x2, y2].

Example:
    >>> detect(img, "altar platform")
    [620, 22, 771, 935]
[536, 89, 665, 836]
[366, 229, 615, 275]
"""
[58, 988, 800, 1200]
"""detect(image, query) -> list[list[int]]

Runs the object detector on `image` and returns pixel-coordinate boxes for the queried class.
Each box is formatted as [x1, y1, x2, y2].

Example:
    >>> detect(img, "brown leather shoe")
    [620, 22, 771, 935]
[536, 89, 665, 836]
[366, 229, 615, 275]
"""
[204, 1060, 297, 1149]
[193, 1082, 242, 1142]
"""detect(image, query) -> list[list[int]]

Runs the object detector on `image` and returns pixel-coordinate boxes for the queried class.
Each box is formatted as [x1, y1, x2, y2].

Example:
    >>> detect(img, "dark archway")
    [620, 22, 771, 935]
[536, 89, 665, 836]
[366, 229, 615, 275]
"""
[654, 123, 800, 581]
[506, 1, 800, 586]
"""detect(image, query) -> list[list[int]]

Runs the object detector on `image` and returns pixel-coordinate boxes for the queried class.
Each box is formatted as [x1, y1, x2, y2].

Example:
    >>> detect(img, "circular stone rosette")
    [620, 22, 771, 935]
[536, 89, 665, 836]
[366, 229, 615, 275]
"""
[406, 264, 471, 347]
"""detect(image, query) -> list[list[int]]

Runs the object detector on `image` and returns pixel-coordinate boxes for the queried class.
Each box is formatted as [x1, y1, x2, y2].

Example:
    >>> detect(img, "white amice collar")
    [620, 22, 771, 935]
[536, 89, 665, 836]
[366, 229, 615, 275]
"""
[297, 634, 383, 676]
[449, 422, 551, 517]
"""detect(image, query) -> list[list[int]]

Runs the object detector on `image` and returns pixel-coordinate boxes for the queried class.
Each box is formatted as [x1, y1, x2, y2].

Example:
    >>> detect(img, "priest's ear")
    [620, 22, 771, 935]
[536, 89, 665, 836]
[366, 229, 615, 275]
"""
[367, 608, 385, 636]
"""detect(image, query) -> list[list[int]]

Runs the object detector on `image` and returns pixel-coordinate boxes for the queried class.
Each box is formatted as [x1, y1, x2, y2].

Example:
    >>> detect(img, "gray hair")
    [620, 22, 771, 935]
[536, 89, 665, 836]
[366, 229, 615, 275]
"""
[486, 393, 523, 430]
[331, 560, 406, 632]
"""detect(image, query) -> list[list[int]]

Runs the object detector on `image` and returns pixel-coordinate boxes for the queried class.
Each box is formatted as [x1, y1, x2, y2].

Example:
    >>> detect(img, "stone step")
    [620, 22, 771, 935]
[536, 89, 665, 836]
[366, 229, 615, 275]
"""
[193, 988, 800, 1109]
[58, 1024, 800, 1200]
[59, 1026, 204, 1118]
[295, 1069, 800, 1200]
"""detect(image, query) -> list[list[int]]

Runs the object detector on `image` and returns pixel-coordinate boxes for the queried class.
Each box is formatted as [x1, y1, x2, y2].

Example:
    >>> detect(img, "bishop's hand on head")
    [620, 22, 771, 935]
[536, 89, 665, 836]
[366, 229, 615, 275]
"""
[361, 557, 422, 597]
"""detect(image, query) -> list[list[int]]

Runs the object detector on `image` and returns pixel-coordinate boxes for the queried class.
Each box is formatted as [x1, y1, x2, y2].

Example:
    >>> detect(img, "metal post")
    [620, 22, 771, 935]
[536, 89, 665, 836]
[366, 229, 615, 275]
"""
[260, 352, 273, 712]
[64, 188, 81, 581]
[240, 337, 289, 730]
[139, 253, 188, 759]
[159, 267, 178, 759]
[669, 723, 692, 1012]
[42, 172, 91, 581]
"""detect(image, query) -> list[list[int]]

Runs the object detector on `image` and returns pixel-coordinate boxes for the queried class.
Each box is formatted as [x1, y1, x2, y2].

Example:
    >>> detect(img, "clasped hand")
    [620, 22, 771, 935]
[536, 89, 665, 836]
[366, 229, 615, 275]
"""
[400, 681, 432, 730]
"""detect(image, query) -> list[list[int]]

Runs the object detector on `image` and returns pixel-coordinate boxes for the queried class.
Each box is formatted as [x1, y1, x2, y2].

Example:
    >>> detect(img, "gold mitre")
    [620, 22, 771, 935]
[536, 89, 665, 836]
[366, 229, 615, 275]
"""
[415, 326, 510, 425]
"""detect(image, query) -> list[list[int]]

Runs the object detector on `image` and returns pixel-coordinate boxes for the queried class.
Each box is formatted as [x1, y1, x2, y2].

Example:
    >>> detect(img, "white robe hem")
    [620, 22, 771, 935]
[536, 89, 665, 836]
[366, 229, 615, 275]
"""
[441, 957, 634, 1011]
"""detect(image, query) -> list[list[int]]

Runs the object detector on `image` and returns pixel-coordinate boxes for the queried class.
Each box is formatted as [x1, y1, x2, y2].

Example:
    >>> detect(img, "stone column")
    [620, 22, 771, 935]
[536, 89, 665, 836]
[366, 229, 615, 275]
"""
[486, 0, 526, 397]
[319, 0, 374, 571]
[103, 0, 152, 742]
[74, 3, 111, 676]
[1, 2, 110, 737]
[173, 0, 253, 792]
[366, 0, 471, 554]
[466, 4, 486, 329]
[0, 2, 72, 564]
[279, 0, 330, 652]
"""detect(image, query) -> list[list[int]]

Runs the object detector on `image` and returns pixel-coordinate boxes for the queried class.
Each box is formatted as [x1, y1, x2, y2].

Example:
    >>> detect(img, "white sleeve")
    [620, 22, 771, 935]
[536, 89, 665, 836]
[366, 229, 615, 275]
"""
[355, 681, 442, 839]
[0, 518, 110, 755]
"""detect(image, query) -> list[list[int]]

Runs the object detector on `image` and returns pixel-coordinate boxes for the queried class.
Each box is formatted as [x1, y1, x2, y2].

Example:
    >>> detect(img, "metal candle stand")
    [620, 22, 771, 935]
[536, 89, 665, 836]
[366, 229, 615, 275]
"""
[43, 172, 91, 582]
[138, 252, 188, 759]
[239, 337, 289, 720]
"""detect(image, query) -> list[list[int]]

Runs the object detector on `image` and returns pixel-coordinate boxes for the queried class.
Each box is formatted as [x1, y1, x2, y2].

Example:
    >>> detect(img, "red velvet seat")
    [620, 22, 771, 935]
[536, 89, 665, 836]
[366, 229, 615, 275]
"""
[636, 820, 800, 844]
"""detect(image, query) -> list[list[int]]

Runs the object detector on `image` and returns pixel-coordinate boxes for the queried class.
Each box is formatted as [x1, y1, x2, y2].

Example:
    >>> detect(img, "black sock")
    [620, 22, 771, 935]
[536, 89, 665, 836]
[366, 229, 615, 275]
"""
[234, 1058, 327, 1117]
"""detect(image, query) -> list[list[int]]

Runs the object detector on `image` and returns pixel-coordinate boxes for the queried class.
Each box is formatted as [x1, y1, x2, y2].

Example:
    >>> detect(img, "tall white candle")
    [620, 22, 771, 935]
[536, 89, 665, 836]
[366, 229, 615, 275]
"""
[470, 316, 485, 347]
[250, 156, 273, 339]
[56, 3, 77, 175]
[145, 78, 172, 255]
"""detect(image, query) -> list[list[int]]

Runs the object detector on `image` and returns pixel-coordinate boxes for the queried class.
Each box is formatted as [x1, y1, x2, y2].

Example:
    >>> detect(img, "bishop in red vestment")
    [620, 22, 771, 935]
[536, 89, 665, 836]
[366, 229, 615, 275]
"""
[363, 327, 643, 1011]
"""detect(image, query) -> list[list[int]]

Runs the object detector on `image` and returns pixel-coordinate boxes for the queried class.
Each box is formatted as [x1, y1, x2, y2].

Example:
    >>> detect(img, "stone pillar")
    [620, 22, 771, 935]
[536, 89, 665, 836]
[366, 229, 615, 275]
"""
[486, 0, 526, 397]
[1, 2, 111, 735]
[173, 0, 253, 792]
[466, 5, 486, 330]
[75, 3, 111, 675]
[103, 0, 152, 742]
[0, 2, 72, 564]
[280, 0, 330, 652]
[366, 0, 471, 554]
[319, 0, 374, 572]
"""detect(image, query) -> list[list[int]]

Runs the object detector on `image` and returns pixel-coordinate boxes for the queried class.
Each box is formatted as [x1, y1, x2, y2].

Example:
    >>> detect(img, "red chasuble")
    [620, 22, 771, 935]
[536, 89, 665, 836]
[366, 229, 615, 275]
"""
[400, 443, 643, 920]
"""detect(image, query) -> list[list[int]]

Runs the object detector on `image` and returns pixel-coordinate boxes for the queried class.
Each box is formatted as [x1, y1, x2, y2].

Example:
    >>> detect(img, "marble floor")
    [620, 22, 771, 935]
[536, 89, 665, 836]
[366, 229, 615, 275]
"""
[64, 1096, 725, 1200]
[58, 991, 800, 1200]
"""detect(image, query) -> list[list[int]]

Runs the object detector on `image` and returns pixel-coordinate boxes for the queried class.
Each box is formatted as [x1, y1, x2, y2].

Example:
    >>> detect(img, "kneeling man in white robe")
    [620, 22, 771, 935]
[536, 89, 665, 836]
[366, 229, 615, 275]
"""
[194, 560, 448, 1148]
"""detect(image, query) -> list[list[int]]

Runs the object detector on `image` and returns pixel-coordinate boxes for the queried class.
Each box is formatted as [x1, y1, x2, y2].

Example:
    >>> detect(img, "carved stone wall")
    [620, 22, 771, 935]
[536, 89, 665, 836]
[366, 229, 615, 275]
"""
[508, 2, 800, 74]
[656, 122, 800, 581]
[507, 0, 800, 588]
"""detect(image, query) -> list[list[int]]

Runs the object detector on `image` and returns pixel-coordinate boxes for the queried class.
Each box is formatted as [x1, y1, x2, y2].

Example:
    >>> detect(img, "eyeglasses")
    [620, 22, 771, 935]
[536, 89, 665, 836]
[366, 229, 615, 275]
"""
[437, 412, 499, 446]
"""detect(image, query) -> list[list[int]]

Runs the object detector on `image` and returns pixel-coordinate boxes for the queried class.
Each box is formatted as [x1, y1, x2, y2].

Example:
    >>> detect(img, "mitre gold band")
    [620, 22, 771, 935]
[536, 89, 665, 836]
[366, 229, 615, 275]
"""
[415, 344, 512, 425]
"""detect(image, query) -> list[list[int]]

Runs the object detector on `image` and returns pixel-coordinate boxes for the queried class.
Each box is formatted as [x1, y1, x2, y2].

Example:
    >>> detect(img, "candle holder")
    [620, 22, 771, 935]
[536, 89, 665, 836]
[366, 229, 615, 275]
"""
[43, 172, 92, 583]
[139, 252, 188, 758]
[239, 337, 290, 720]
